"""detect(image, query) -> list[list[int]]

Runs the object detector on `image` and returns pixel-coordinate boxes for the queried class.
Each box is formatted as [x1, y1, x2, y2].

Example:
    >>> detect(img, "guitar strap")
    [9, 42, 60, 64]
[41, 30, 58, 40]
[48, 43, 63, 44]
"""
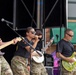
[0, 51, 5, 56]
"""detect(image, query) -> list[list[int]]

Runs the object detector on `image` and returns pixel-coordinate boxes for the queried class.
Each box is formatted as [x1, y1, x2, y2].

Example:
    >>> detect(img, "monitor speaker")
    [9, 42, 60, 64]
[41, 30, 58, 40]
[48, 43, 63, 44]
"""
[44, 53, 54, 66]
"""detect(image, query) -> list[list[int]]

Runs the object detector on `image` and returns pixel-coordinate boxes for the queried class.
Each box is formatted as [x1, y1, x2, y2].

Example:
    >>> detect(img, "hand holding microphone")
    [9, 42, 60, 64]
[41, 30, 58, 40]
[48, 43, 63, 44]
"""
[34, 35, 40, 42]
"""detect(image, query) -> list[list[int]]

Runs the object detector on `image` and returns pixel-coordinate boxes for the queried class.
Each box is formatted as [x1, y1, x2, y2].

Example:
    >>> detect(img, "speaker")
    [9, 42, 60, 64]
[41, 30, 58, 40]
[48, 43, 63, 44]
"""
[45, 66, 53, 75]
[44, 53, 54, 66]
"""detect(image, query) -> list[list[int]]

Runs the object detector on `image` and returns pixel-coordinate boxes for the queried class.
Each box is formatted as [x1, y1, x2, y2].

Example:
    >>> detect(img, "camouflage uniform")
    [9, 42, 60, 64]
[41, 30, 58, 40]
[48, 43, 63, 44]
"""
[0, 56, 13, 75]
[11, 56, 30, 75]
[62, 65, 76, 75]
[31, 60, 48, 75]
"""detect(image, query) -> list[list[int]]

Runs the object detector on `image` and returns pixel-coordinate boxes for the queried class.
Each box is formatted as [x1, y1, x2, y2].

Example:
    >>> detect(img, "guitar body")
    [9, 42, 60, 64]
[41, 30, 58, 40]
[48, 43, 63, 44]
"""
[62, 52, 76, 72]
[32, 37, 54, 63]
[32, 50, 44, 63]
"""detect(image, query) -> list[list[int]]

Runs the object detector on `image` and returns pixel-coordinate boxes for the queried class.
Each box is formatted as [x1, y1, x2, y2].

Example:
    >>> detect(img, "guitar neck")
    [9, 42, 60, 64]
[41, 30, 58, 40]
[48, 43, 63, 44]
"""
[42, 42, 51, 51]
[0, 40, 13, 50]
[42, 37, 54, 52]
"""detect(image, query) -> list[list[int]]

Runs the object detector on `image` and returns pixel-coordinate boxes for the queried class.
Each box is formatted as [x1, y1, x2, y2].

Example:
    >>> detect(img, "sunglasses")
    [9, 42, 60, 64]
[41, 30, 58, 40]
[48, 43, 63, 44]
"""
[66, 33, 73, 37]
[30, 31, 36, 34]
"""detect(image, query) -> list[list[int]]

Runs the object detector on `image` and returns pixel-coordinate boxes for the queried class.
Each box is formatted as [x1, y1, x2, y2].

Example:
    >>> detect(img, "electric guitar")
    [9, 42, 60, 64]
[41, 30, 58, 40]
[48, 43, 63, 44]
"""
[62, 52, 76, 72]
[32, 37, 54, 63]
[0, 37, 22, 50]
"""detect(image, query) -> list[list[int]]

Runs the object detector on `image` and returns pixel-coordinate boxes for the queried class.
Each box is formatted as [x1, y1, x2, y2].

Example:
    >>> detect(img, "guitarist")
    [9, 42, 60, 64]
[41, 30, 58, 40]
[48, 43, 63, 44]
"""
[56, 29, 76, 75]
[31, 30, 48, 75]
[0, 37, 19, 75]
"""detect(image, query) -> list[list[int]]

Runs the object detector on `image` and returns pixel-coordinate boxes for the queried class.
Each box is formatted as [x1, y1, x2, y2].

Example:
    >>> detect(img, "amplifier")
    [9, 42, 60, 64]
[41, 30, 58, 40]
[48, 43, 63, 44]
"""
[44, 53, 54, 66]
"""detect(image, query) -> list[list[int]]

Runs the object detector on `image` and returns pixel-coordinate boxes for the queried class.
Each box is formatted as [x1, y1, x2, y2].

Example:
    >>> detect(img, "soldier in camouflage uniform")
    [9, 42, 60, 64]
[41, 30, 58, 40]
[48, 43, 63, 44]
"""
[0, 56, 13, 75]
[11, 27, 39, 75]
[0, 38, 18, 75]
[56, 29, 76, 75]
[31, 30, 48, 75]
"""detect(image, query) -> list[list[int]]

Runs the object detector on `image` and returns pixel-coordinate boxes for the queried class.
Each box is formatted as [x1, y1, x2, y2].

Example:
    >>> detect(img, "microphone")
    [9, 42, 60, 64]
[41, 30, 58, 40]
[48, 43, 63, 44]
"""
[34, 35, 44, 41]
[1, 18, 13, 25]
[56, 34, 59, 41]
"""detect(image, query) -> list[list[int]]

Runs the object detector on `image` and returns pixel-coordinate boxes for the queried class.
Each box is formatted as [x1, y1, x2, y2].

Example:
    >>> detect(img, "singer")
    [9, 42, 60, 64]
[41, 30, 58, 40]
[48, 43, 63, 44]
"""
[11, 27, 40, 75]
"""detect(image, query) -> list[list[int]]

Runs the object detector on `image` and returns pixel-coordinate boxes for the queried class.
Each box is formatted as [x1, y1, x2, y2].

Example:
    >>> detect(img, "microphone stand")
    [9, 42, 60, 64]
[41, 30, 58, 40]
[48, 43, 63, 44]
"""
[1, 18, 13, 25]
[6, 23, 36, 50]
[7, 23, 42, 56]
